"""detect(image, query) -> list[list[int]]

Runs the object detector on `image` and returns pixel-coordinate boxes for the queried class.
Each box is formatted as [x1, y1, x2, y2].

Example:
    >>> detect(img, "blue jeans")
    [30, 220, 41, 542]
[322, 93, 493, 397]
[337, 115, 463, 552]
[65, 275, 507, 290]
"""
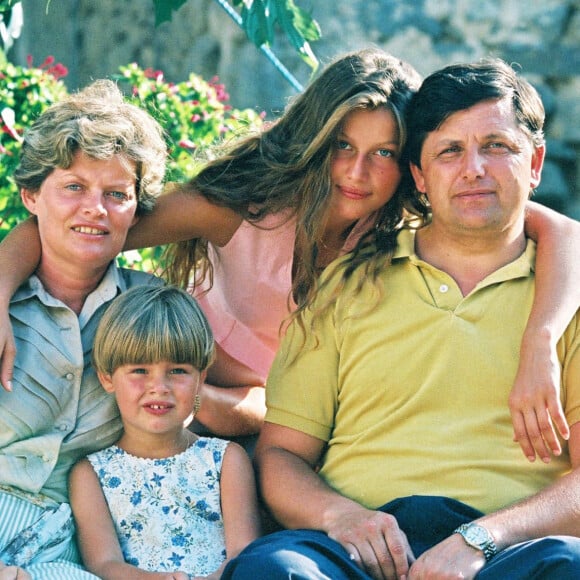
[222, 495, 580, 579]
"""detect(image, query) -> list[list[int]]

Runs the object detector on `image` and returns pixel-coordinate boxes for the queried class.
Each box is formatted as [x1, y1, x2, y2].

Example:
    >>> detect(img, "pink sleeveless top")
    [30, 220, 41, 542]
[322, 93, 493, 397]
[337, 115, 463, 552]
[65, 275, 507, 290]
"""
[194, 212, 376, 380]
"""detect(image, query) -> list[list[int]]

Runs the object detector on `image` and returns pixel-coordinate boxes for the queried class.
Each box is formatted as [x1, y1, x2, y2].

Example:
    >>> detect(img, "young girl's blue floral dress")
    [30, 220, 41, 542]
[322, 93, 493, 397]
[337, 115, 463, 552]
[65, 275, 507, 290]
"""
[87, 436, 229, 576]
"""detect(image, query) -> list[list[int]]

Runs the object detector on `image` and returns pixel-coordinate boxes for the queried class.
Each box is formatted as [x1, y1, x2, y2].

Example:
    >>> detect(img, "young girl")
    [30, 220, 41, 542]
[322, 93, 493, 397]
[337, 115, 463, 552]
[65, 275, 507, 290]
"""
[69, 285, 261, 580]
[1, 49, 579, 461]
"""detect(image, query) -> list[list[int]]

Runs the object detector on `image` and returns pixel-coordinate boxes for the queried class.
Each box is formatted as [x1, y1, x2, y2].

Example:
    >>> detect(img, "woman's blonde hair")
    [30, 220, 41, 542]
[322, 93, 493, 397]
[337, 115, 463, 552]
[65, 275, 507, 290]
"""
[14, 79, 167, 215]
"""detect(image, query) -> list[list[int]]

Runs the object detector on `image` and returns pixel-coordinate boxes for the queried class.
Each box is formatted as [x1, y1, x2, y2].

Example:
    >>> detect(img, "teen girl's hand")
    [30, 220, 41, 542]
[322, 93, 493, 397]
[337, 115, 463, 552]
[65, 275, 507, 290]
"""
[509, 330, 568, 464]
[511, 201, 580, 463]
[0, 307, 15, 392]
[0, 562, 32, 580]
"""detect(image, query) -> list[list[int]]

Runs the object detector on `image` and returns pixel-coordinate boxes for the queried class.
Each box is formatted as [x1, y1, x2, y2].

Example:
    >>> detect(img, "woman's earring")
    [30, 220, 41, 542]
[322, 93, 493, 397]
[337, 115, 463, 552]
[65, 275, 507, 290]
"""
[193, 394, 201, 417]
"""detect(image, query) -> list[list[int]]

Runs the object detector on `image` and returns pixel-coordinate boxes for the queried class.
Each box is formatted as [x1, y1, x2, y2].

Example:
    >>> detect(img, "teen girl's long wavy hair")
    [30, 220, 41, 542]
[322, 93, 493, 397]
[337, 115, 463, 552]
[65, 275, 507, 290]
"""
[164, 48, 430, 328]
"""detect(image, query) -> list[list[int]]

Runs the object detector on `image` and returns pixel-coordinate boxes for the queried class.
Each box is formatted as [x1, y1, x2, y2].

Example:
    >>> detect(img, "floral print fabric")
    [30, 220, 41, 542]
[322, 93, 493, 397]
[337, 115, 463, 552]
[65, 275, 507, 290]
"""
[87, 437, 229, 576]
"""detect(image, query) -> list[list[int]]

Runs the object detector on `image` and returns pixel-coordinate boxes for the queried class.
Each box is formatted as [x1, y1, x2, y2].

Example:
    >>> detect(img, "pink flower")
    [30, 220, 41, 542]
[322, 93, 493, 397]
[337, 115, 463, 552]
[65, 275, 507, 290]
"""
[144, 67, 164, 82]
[40, 55, 55, 68]
[47, 63, 68, 79]
[178, 139, 196, 150]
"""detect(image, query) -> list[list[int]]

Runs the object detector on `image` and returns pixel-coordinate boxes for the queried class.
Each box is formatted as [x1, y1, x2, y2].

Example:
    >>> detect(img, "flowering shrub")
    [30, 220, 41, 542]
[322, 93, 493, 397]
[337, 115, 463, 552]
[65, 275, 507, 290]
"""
[0, 56, 68, 238]
[116, 63, 264, 184]
[0, 58, 263, 272]
[115, 64, 263, 270]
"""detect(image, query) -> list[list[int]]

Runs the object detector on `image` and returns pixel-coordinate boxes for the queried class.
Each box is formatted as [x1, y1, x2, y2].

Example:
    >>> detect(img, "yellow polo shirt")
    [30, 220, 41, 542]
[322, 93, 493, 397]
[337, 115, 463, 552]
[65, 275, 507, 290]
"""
[266, 229, 580, 514]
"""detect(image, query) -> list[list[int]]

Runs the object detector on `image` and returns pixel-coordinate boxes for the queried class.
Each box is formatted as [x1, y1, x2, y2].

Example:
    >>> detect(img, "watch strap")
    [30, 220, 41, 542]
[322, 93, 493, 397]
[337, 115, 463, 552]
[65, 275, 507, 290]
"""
[454, 523, 498, 561]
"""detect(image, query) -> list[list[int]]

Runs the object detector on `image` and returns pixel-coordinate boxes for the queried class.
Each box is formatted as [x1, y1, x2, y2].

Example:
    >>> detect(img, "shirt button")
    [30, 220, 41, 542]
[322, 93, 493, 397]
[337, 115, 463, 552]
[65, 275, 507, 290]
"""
[42, 454, 51, 463]
[439, 284, 449, 293]
[59, 423, 68, 432]
[65, 373, 74, 381]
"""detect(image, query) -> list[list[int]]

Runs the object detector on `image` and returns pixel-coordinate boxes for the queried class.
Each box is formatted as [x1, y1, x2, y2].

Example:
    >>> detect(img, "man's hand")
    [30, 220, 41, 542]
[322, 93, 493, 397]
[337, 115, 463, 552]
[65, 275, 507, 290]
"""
[408, 533, 485, 579]
[0, 309, 15, 392]
[509, 335, 569, 463]
[326, 505, 415, 580]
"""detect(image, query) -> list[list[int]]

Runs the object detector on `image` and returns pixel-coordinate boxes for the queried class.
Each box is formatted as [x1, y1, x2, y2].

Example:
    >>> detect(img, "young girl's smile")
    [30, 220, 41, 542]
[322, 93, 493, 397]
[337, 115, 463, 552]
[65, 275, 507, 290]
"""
[99, 361, 204, 450]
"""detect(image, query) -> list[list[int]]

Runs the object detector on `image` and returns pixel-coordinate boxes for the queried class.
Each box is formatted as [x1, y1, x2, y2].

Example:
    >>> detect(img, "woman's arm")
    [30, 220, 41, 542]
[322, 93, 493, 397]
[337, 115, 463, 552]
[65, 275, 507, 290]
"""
[69, 459, 189, 580]
[124, 183, 243, 250]
[189, 343, 268, 437]
[192, 382, 266, 437]
[0, 218, 41, 391]
[0, 563, 32, 580]
[510, 200, 580, 463]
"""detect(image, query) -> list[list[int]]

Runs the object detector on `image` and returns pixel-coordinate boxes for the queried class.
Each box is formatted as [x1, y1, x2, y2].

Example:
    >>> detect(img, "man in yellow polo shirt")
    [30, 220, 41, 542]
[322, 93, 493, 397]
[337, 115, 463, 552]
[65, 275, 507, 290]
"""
[222, 59, 580, 579]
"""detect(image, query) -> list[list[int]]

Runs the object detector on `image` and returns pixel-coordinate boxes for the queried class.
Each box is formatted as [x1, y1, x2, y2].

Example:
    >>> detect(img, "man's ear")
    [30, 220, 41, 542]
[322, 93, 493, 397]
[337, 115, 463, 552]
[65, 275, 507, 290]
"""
[20, 189, 39, 215]
[410, 163, 427, 193]
[130, 213, 140, 228]
[97, 371, 115, 393]
[530, 144, 546, 190]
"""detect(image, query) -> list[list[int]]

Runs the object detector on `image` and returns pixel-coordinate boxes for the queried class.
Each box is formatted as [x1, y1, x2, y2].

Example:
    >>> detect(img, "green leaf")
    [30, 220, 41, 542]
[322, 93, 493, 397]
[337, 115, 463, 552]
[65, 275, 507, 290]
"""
[0, 0, 17, 15]
[232, 0, 320, 70]
[153, 0, 189, 26]
[269, 0, 320, 70]
[288, 1, 321, 42]
[240, 0, 271, 47]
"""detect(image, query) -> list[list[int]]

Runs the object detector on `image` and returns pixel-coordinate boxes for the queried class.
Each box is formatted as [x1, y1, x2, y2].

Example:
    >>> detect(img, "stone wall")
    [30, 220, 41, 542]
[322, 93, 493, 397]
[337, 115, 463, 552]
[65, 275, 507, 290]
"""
[10, 0, 579, 218]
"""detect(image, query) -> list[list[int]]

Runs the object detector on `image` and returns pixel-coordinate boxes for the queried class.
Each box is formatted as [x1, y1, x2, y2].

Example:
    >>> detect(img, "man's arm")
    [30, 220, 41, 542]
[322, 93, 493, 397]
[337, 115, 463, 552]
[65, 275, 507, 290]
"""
[0, 218, 41, 391]
[483, 421, 580, 546]
[409, 422, 580, 579]
[510, 201, 580, 462]
[255, 422, 415, 580]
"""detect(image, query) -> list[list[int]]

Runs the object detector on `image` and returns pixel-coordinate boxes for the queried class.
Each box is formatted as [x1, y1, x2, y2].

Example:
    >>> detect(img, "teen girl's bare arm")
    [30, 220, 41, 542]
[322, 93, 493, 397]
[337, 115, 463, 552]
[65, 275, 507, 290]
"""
[0, 218, 41, 391]
[511, 200, 580, 463]
[124, 183, 242, 250]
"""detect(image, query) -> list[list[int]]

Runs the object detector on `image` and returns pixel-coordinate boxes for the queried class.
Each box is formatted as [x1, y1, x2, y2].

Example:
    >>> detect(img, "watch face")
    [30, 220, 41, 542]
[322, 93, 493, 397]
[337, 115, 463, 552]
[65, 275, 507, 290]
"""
[465, 525, 489, 546]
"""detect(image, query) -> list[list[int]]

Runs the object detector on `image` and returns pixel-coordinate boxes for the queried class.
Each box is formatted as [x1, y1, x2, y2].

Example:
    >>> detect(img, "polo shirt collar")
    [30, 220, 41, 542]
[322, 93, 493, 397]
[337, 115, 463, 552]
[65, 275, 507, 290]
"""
[394, 228, 536, 283]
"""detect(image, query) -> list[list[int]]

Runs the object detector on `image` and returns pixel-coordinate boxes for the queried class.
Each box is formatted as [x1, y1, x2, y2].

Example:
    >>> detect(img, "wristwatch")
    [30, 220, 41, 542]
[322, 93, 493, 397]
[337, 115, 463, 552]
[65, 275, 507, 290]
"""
[454, 523, 498, 561]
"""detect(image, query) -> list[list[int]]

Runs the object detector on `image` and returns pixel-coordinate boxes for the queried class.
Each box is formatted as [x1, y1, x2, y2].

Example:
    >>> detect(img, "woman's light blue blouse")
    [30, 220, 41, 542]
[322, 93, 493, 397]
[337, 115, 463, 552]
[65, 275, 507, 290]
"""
[2, 264, 162, 503]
